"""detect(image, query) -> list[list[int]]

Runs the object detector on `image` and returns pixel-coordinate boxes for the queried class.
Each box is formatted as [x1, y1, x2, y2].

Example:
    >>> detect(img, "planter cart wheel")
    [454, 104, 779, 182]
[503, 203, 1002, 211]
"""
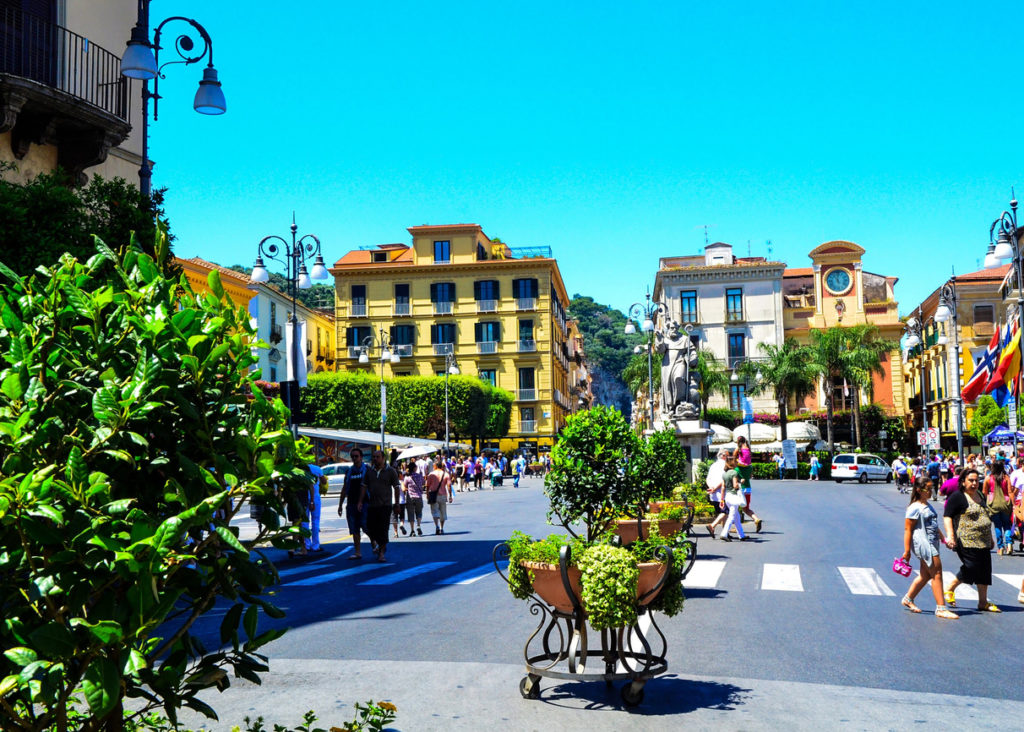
[621, 680, 645, 707]
[519, 674, 541, 700]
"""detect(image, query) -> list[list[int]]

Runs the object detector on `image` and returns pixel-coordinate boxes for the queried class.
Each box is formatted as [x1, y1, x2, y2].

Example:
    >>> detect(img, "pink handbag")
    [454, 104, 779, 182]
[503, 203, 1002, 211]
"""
[892, 557, 912, 577]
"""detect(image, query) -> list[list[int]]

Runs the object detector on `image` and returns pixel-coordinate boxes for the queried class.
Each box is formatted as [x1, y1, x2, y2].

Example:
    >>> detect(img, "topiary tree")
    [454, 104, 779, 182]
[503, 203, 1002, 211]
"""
[0, 230, 308, 730]
[631, 428, 690, 503]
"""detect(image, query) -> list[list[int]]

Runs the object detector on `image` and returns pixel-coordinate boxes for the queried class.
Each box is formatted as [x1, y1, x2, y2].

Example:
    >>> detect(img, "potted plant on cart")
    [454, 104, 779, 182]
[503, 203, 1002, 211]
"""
[495, 405, 695, 706]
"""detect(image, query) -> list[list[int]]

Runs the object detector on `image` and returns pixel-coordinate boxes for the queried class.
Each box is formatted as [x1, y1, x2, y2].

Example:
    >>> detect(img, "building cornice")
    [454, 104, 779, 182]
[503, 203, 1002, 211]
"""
[656, 263, 785, 285]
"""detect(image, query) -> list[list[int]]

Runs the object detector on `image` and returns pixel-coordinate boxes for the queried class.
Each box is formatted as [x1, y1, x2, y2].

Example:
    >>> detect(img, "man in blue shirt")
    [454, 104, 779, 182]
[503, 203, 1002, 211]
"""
[306, 462, 325, 553]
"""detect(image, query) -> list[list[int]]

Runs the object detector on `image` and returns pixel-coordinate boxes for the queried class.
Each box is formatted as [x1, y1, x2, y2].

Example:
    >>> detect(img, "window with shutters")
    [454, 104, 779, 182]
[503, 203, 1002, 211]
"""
[346, 326, 372, 358]
[431, 323, 456, 355]
[394, 283, 410, 315]
[727, 333, 745, 368]
[680, 291, 698, 323]
[474, 280, 500, 312]
[518, 367, 536, 400]
[351, 284, 367, 317]
[475, 321, 501, 354]
[973, 305, 995, 337]
[431, 282, 456, 314]
[518, 319, 536, 352]
[513, 278, 538, 310]
[390, 324, 415, 357]
[479, 369, 497, 387]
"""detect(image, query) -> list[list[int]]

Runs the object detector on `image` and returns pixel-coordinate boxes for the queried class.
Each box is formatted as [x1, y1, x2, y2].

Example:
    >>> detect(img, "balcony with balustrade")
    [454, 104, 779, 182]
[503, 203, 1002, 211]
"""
[477, 341, 499, 355]
[433, 301, 454, 316]
[393, 301, 411, 316]
[518, 339, 537, 353]
[519, 420, 537, 433]
[476, 299, 497, 313]
[517, 389, 537, 401]
[433, 343, 454, 356]
[516, 297, 536, 311]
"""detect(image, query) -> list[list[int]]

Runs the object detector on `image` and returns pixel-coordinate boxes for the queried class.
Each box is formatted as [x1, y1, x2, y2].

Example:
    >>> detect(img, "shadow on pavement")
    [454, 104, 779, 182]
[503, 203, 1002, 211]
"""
[539, 676, 751, 715]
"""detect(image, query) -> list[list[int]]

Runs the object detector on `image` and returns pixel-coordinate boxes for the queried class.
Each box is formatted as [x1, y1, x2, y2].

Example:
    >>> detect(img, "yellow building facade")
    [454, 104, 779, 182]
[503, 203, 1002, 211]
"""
[904, 265, 1011, 445]
[330, 224, 574, 453]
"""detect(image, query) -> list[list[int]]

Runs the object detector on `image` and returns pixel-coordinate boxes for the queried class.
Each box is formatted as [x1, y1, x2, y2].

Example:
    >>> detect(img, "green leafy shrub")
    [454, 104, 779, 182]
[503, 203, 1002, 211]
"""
[694, 458, 715, 489]
[577, 544, 639, 631]
[0, 232, 308, 730]
[505, 531, 582, 600]
[704, 408, 739, 428]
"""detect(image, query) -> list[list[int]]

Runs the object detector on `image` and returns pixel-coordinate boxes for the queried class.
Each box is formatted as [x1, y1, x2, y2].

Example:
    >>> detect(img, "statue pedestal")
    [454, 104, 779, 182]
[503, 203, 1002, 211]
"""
[665, 418, 712, 482]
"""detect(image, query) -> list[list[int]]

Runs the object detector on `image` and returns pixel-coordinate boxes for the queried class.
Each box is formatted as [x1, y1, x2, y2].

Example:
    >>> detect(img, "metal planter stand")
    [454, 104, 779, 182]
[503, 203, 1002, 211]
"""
[493, 539, 696, 707]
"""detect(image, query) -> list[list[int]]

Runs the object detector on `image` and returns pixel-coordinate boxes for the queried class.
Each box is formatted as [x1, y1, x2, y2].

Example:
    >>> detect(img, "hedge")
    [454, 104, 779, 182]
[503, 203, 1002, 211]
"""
[300, 371, 514, 446]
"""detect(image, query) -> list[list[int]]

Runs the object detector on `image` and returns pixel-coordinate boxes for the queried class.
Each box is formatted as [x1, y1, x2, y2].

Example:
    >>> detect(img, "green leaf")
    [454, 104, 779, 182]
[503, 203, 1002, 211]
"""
[123, 649, 147, 677]
[0, 674, 19, 698]
[82, 656, 119, 716]
[28, 504, 63, 525]
[2, 371, 24, 401]
[70, 618, 124, 644]
[4, 647, 37, 667]
[220, 603, 243, 644]
[0, 259, 20, 283]
[153, 516, 184, 556]
[215, 525, 248, 556]
[243, 605, 258, 640]
[29, 622, 76, 657]
[208, 269, 225, 300]
[91, 386, 120, 425]
[63, 284, 94, 319]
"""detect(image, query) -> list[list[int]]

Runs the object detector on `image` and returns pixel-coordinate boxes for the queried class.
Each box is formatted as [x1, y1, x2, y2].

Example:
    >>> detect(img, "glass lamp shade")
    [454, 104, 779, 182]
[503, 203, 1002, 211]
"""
[641, 318, 654, 332]
[121, 26, 157, 79]
[250, 259, 270, 283]
[193, 67, 226, 115]
[390, 354, 401, 364]
[358, 351, 369, 364]
[984, 244, 1000, 269]
[994, 231, 1014, 261]
[310, 256, 329, 280]
[381, 348, 391, 361]
[905, 334, 921, 348]
[449, 365, 460, 375]
[756, 371, 763, 381]
[297, 267, 312, 290]
[624, 321, 636, 335]
[731, 371, 739, 382]
[934, 304, 951, 322]
[937, 335, 948, 345]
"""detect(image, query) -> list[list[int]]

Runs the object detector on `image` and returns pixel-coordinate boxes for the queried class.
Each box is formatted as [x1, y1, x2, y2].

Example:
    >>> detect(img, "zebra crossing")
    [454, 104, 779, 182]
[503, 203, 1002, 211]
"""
[681, 559, 1024, 600]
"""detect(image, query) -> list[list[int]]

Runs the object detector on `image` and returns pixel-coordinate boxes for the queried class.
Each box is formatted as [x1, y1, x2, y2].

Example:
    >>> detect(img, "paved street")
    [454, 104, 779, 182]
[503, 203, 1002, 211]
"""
[180, 476, 1024, 730]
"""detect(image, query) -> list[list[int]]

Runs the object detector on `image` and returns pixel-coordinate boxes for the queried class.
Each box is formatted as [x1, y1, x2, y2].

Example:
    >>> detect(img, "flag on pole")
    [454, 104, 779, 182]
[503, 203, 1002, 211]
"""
[962, 326, 1001, 403]
[985, 321, 1020, 406]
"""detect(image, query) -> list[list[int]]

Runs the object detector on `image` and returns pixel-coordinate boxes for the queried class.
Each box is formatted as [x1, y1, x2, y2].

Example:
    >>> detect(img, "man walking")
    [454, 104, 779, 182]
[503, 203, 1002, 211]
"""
[705, 448, 730, 538]
[306, 461, 325, 553]
[337, 448, 368, 560]
[357, 449, 402, 562]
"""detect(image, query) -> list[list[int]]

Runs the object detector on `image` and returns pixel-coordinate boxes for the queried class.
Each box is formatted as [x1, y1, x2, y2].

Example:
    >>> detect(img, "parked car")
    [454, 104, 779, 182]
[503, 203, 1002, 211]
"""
[321, 462, 353, 491]
[831, 453, 893, 483]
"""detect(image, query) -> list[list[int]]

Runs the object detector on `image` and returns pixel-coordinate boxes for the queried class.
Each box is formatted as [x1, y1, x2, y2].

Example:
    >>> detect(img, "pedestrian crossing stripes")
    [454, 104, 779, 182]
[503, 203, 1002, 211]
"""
[290, 563, 382, 587]
[681, 560, 727, 588]
[277, 547, 352, 578]
[358, 561, 456, 586]
[762, 563, 803, 591]
[994, 573, 1022, 589]
[435, 563, 496, 585]
[940, 571, 978, 602]
[838, 567, 896, 596]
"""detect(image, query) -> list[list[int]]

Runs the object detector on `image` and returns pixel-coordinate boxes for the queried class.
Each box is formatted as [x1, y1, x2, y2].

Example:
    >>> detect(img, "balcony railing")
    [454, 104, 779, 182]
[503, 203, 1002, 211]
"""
[516, 297, 536, 311]
[350, 302, 367, 317]
[348, 346, 363, 359]
[475, 341, 497, 354]
[433, 343, 454, 356]
[518, 339, 536, 353]
[476, 299, 497, 313]
[520, 420, 537, 433]
[393, 344, 413, 357]
[0, 5, 129, 121]
[680, 310, 699, 324]
[433, 301, 454, 315]
[518, 389, 537, 401]
[725, 310, 744, 323]
[393, 302, 410, 316]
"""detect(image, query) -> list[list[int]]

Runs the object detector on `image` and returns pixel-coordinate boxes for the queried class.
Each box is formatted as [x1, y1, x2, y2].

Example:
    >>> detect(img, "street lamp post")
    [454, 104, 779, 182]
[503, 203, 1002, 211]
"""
[250, 216, 328, 431]
[904, 308, 928, 457]
[624, 289, 668, 430]
[358, 329, 402, 450]
[934, 272, 964, 464]
[120, 0, 227, 198]
[444, 352, 460, 456]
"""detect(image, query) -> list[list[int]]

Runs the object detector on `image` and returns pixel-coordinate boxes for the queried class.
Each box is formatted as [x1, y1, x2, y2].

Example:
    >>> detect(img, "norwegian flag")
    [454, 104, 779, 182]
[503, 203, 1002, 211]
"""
[962, 326, 1002, 403]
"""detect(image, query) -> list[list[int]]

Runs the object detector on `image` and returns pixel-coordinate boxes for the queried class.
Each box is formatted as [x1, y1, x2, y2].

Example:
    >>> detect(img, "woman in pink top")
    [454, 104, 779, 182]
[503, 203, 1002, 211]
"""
[731, 435, 763, 533]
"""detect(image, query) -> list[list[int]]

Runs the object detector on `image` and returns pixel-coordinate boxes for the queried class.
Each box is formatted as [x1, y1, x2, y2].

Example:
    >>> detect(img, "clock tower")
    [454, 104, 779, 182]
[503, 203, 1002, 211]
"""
[809, 240, 865, 327]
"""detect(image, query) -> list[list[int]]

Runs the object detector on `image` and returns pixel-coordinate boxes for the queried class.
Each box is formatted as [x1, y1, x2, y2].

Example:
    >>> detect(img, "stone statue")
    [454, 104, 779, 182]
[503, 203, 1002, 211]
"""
[656, 321, 700, 421]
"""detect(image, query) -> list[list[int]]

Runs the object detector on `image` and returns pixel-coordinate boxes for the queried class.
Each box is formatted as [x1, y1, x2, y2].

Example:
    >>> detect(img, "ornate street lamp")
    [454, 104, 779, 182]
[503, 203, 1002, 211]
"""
[985, 192, 1024, 362]
[121, 0, 227, 198]
[624, 289, 668, 429]
[934, 273, 963, 463]
[358, 329, 402, 450]
[250, 216, 328, 430]
[444, 352, 460, 455]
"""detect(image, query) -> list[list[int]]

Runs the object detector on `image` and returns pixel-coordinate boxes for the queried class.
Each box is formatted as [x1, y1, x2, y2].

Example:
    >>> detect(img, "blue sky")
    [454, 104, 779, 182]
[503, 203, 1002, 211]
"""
[149, 0, 1024, 317]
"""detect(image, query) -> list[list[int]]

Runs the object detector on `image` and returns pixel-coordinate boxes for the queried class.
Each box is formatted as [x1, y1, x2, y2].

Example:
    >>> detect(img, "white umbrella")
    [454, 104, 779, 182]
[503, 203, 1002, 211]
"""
[731, 422, 776, 444]
[812, 440, 828, 451]
[397, 445, 437, 460]
[710, 423, 734, 443]
[784, 422, 821, 441]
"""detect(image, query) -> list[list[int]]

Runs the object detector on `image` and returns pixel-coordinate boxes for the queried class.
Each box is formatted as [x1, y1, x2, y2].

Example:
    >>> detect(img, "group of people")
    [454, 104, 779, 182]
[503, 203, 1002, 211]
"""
[899, 453, 1024, 619]
[704, 436, 765, 541]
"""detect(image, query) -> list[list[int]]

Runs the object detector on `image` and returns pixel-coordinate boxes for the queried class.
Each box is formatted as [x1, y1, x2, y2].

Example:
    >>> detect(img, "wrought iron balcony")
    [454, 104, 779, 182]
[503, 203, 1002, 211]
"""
[393, 344, 413, 357]
[350, 302, 367, 317]
[476, 299, 497, 313]
[520, 420, 537, 433]
[516, 297, 536, 311]
[518, 339, 537, 353]
[1, 5, 131, 183]
[393, 301, 410, 316]
[433, 301, 454, 315]
[477, 341, 498, 355]
[433, 343, 454, 356]
[517, 389, 537, 401]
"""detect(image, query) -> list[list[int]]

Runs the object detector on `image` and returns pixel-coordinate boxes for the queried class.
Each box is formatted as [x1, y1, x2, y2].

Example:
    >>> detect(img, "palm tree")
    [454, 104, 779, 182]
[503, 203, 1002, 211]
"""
[696, 349, 730, 418]
[843, 324, 897, 448]
[739, 339, 816, 440]
[807, 327, 850, 453]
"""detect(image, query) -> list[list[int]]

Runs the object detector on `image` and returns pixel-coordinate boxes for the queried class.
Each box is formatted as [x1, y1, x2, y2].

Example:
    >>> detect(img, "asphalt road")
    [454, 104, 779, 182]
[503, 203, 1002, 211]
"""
[177, 476, 1024, 730]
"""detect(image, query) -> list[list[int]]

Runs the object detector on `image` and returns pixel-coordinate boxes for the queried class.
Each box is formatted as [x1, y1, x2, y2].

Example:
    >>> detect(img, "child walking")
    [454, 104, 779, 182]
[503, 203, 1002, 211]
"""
[901, 476, 957, 619]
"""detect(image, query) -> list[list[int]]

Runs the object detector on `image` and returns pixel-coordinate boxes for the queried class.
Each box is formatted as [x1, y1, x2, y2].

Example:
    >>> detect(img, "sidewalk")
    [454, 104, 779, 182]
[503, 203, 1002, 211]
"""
[175, 657, 1020, 731]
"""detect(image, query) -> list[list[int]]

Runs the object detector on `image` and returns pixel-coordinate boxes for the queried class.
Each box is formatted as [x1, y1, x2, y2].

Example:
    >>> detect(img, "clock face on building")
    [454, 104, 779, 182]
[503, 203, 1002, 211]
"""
[824, 267, 852, 295]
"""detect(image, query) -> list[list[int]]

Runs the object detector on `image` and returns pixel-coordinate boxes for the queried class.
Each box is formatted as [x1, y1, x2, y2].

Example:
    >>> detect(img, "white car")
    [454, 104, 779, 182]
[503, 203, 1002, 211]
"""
[321, 462, 353, 491]
[831, 453, 893, 484]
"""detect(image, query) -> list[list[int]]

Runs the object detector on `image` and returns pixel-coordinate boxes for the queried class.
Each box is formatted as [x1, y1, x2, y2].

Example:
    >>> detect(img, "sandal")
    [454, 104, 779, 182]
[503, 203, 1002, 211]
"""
[935, 608, 959, 620]
[943, 590, 956, 607]
[977, 602, 1001, 613]
[901, 596, 922, 613]
[347, 554, 362, 560]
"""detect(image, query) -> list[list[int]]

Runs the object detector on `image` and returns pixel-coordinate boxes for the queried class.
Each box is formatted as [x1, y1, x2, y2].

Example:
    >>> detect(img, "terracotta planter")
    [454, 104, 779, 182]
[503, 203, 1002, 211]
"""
[522, 561, 583, 614]
[522, 560, 668, 612]
[614, 518, 684, 545]
[636, 561, 669, 605]
[647, 500, 690, 514]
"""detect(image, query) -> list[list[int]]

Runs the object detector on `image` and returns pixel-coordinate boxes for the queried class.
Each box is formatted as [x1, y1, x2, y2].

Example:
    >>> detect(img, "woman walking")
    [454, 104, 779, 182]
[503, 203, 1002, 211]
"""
[983, 459, 1014, 555]
[809, 454, 820, 481]
[943, 468, 1001, 612]
[732, 435, 763, 532]
[426, 457, 453, 535]
[402, 461, 425, 537]
[900, 477, 957, 619]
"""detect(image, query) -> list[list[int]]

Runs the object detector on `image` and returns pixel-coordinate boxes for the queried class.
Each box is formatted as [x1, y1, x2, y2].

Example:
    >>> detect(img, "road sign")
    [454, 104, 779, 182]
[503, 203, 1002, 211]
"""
[918, 428, 939, 449]
[917, 430, 927, 446]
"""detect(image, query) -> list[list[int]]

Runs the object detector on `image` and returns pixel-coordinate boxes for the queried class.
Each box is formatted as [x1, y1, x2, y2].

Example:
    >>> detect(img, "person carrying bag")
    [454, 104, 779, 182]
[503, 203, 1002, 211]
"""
[984, 460, 1014, 556]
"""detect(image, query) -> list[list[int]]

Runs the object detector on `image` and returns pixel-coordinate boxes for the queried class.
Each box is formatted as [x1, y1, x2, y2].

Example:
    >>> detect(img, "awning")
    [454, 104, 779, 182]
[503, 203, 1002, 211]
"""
[297, 426, 472, 452]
